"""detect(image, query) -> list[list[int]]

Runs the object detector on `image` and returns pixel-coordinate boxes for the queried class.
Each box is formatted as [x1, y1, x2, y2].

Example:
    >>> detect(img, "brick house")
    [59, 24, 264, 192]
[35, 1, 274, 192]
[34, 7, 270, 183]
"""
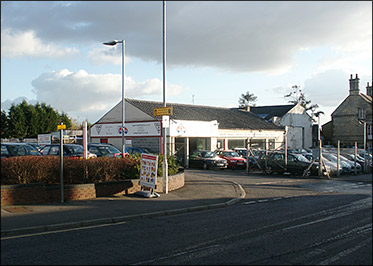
[326, 74, 372, 148]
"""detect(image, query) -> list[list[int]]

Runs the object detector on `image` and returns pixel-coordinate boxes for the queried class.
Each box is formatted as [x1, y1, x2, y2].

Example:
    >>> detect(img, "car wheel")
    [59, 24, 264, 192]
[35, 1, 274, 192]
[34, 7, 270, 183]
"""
[265, 166, 273, 175]
[202, 162, 208, 170]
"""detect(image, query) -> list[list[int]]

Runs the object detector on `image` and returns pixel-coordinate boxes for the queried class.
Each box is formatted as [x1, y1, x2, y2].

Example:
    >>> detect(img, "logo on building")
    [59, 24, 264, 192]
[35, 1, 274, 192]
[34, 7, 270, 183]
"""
[176, 124, 186, 136]
[118, 126, 128, 135]
[154, 123, 161, 134]
[95, 125, 102, 135]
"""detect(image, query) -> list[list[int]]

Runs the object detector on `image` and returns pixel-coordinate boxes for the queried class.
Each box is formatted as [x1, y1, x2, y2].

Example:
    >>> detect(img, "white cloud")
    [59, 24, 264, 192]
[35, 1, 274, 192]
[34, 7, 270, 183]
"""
[2, 1, 371, 73]
[88, 46, 133, 65]
[28, 69, 184, 122]
[1, 29, 79, 58]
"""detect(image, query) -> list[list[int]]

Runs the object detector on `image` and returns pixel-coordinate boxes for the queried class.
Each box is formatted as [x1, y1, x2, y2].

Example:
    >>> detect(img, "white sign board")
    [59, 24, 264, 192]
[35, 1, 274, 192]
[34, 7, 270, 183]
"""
[162, 116, 170, 128]
[38, 134, 51, 146]
[169, 120, 219, 137]
[139, 153, 158, 189]
[90, 122, 161, 137]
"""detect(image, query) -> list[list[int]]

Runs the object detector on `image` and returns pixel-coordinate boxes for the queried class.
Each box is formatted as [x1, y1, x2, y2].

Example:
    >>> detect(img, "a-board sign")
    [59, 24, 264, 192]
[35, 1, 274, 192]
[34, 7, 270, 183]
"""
[139, 153, 158, 189]
[153, 106, 173, 116]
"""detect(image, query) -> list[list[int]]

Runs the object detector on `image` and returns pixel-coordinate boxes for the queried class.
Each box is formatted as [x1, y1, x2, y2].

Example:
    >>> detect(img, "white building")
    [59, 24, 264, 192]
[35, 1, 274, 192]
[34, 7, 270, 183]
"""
[249, 103, 313, 149]
[90, 99, 286, 166]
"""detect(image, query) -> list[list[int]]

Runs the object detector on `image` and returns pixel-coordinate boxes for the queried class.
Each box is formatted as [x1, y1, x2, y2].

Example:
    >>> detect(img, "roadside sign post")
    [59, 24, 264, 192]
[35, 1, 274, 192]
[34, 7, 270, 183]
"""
[58, 123, 66, 203]
[153, 107, 173, 194]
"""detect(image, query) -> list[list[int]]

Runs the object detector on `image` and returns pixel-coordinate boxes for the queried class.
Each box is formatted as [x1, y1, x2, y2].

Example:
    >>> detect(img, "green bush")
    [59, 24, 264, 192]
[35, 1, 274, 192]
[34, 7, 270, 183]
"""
[1, 154, 180, 185]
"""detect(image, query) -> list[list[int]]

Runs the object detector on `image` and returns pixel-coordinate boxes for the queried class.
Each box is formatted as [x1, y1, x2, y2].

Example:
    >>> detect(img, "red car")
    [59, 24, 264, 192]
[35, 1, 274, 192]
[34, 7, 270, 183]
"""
[215, 150, 247, 169]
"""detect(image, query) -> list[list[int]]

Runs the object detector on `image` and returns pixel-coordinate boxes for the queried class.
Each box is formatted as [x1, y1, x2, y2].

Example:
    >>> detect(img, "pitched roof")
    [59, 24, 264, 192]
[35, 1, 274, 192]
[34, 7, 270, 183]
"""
[248, 104, 296, 120]
[126, 98, 283, 130]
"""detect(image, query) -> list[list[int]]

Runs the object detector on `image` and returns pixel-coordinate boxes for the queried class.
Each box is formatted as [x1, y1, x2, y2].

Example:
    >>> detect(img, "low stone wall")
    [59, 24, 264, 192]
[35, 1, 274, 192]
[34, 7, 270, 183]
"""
[1, 172, 184, 206]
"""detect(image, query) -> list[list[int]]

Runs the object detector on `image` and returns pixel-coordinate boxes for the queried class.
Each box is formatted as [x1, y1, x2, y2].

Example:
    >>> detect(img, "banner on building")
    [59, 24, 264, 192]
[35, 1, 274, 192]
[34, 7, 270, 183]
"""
[139, 153, 158, 189]
[90, 122, 161, 137]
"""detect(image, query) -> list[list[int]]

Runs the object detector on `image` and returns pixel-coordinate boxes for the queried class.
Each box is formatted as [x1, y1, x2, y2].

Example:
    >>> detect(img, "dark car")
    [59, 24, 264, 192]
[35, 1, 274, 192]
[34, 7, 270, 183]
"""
[1, 143, 42, 158]
[215, 150, 247, 169]
[88, 143, 124, 158]
[41, 144, 97, 159]
[189, 150, 227, 170]
[258, 151, 317, 176]
[125, 147, 151, 155]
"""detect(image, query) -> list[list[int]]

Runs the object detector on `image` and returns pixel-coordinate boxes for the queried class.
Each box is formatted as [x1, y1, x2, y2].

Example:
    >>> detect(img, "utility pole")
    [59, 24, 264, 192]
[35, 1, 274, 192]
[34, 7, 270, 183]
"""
[162, 0, 168, 194]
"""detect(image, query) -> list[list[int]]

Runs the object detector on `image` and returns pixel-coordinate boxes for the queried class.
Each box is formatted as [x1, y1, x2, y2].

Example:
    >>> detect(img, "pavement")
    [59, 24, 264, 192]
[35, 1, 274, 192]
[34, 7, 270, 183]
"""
[1, 171, 246, 238]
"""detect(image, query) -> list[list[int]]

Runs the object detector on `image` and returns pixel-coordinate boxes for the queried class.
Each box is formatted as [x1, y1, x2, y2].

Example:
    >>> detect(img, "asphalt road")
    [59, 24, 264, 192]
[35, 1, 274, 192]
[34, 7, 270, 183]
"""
[1, 170, 372, 265]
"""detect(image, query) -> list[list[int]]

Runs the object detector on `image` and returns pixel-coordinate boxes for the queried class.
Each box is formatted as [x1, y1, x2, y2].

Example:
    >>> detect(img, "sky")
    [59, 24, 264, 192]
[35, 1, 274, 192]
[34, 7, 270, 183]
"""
[1, 1, 372, 127]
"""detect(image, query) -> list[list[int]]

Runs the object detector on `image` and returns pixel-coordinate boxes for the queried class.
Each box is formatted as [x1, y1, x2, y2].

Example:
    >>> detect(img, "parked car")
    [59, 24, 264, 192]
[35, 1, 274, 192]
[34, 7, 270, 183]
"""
[26, 143, 42, 152]
[40, 144, 97, 159]
[303, 152, 339, 176]
[88, 143, 124, 158]
[259, 151, 318, 176]
[189, 150, 227, 170]
[233, 148, 258, 167]
[1, 143, 42, 158]
[322, 152, 351, 174]
[125, 147, 151, 155]
[215, 150, 247, 169]
[338, 153, 362, 174]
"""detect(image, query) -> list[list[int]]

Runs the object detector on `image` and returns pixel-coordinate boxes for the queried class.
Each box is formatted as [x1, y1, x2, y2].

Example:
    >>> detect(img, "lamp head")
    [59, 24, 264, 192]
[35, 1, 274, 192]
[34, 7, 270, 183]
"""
[103, 40, 120, 46]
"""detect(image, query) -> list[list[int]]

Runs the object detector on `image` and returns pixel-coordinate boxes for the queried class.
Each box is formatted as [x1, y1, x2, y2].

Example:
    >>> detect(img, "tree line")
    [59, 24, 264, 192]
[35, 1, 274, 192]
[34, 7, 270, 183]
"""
[1, 100, 75, 139]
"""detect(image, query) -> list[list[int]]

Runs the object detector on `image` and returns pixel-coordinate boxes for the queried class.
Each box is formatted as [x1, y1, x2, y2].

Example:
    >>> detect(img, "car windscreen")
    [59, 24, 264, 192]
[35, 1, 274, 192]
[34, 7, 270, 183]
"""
[292, 153, 310, 163]
[201, 151, 216, 158]
[97, 145, 120, 155]
[66, 145, 83, 154]
[223, 151, 240, 157]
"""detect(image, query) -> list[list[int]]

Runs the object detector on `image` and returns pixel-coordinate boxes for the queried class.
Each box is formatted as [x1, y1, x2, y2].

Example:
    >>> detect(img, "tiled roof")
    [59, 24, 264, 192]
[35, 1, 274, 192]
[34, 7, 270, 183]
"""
[126, 98, 283, 130]
[249, 104, 296, 120]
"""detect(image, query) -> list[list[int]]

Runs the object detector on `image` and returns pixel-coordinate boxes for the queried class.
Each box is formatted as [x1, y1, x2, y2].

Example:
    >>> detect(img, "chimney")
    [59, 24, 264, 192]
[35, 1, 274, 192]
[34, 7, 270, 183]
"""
[367, 82, 372, 97]
[349, 74, 360, 96]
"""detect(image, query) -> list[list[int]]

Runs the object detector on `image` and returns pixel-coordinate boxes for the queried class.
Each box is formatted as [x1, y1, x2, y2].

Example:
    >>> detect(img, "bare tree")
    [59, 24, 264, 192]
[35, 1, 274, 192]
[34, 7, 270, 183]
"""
[284, 85, 319, 114]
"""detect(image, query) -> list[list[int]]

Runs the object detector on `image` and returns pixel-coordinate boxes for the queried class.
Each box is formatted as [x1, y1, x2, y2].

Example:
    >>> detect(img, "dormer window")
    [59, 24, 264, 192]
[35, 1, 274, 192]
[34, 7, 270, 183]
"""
[358, 108, 366, 119]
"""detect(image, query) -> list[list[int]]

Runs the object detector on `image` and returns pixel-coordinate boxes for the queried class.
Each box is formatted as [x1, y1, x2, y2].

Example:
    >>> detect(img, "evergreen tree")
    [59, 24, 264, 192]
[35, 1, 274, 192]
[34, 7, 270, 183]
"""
[238, 91, 258, 108]
[1, 110, 10, 138]
[5, 100, 77, 138]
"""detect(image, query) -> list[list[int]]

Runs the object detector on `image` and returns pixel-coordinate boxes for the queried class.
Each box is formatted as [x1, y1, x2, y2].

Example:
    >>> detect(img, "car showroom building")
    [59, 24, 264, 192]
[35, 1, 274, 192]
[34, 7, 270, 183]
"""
[89, 98, 285, 167]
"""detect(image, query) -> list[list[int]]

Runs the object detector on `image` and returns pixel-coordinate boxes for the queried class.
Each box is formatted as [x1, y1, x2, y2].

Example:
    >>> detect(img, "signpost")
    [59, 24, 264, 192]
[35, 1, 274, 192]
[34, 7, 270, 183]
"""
[58, 123, 65, 203]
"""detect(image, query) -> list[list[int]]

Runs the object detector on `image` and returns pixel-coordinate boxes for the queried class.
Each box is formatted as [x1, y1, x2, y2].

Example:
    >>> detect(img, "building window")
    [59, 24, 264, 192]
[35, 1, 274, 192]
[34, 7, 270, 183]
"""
[358, 108, 366, 119]
[367, 124, 372, 139]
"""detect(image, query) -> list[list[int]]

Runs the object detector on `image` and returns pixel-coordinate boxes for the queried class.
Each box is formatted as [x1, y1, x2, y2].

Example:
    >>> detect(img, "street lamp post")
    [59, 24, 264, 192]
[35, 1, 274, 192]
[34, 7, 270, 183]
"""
[359, 119, 367, 173]
[103, 40, 126, 155]
[315, 111, 324, 177]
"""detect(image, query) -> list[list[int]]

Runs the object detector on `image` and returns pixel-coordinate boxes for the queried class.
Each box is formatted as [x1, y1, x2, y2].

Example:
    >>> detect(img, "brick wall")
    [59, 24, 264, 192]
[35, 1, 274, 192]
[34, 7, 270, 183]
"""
[1, 183, 96, 206]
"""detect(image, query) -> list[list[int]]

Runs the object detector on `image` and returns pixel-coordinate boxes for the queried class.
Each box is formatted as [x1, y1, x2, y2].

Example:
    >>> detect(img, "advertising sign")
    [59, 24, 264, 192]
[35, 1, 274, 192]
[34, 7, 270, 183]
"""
[169, 120, 219, 137]
[90, 122, 161, 137]
[139, 153, 158, 189]
[38, 134, 51, 146]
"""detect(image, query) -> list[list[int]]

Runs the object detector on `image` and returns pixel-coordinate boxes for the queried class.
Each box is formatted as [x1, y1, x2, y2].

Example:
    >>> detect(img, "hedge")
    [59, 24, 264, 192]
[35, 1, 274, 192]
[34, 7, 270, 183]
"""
[1, 155, 180, 185]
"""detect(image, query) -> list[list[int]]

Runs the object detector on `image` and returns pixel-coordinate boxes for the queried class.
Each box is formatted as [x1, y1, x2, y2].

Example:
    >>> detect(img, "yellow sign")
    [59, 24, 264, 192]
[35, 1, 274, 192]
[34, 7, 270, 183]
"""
[153, 106, 173, 116]
[57, 124, 66, 130]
